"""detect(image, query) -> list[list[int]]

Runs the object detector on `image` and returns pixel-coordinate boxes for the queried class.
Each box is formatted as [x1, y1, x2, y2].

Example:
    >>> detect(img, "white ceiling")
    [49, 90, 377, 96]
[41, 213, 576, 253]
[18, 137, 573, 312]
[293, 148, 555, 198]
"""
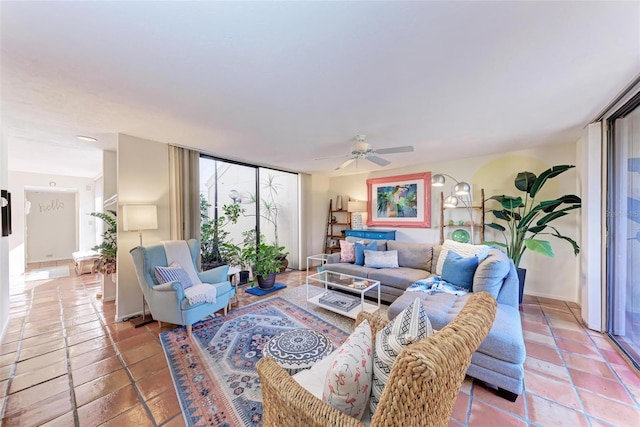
[1, 1, 639, 178]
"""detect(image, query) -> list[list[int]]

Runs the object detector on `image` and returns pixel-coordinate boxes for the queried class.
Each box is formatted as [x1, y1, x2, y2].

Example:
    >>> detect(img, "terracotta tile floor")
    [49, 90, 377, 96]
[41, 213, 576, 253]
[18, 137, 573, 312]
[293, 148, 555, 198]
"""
[2, 261, 640, 426]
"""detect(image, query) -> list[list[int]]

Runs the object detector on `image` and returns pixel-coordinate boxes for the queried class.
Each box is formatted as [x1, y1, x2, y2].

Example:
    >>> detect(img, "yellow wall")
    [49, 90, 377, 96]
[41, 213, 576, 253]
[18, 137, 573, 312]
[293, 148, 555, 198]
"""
[323, 141, 580, 302]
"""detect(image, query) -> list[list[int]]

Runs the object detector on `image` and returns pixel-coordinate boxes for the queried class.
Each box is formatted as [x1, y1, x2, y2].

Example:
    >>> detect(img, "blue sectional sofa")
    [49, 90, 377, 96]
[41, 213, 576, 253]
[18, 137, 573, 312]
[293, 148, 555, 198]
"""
[325, 238, 526, 401]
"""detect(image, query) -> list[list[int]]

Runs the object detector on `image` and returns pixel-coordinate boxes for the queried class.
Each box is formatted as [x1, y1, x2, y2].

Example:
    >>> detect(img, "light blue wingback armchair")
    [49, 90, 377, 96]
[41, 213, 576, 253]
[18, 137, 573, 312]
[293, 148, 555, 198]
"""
[129, 239, 234, 335]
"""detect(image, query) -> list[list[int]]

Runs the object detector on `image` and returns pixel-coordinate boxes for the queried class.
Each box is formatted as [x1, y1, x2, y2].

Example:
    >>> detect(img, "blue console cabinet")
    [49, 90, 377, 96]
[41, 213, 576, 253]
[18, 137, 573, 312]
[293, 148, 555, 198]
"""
[344, 229, 396, 240]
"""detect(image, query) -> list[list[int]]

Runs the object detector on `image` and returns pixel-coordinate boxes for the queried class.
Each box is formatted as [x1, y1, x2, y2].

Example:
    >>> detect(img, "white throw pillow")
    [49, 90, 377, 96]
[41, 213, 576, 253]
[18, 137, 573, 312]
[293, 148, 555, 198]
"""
[323, 320, 373, 420]
[364, 250, 399, 268]
[436, 239, 489, 276]
[370, 298, 433, 416]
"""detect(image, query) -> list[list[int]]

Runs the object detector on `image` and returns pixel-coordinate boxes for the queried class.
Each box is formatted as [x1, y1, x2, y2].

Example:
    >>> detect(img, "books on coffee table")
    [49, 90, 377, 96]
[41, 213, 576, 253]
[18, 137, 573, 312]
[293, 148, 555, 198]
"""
[318, 291, 360, 312]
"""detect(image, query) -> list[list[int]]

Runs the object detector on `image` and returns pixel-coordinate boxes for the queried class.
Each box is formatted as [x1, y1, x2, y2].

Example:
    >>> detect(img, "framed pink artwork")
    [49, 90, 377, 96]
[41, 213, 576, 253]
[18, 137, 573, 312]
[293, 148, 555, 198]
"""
[366, 172, 431, 228]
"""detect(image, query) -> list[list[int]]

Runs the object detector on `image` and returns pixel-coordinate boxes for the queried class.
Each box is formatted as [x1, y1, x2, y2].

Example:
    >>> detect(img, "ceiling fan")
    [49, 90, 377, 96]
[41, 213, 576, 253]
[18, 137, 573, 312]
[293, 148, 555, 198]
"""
[320, 135, 414, 170]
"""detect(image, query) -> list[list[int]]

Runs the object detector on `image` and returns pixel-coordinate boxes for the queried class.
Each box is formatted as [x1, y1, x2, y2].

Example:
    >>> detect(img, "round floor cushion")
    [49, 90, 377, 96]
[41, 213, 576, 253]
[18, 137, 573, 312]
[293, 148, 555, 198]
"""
[262, 328, 333, 375]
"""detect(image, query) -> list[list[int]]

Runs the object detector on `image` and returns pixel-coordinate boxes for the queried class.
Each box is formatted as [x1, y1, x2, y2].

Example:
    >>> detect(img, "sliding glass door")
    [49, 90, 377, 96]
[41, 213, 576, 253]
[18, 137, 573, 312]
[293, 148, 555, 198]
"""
[199, 156, 300, 271]
[607, 94, 640, 368]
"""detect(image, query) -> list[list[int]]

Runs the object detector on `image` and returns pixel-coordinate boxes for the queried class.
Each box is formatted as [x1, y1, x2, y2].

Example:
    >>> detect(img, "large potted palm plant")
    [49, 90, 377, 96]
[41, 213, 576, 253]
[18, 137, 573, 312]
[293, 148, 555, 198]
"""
[485, 165, 581, 303]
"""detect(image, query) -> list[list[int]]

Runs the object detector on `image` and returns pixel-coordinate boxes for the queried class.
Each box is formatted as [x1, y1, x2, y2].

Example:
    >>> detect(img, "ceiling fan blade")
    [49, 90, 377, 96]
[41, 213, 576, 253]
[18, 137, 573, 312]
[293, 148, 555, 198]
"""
[336, 158, 356, 170]
[367, 156, 390, 167]
[375, 146, 414, 154]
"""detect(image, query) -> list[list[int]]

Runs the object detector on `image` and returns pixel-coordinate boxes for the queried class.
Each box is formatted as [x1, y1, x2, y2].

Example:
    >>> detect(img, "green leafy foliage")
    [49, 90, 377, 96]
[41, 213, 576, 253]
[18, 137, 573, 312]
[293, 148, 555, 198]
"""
[484, 165, 581, 268]
[241, 233, 288, 284]
[90, 210, 117, 274]
[200, 194, 243, 267]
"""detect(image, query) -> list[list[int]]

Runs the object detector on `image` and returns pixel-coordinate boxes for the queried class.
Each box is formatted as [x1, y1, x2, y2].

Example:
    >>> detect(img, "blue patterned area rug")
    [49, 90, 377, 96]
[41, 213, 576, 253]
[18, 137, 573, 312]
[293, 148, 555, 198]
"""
[160, 296, 349, 427]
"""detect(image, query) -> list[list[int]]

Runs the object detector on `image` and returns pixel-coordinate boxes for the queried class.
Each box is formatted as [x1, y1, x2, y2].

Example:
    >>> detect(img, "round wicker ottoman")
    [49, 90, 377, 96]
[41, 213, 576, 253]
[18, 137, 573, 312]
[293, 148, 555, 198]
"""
[262, 328, 333, 375]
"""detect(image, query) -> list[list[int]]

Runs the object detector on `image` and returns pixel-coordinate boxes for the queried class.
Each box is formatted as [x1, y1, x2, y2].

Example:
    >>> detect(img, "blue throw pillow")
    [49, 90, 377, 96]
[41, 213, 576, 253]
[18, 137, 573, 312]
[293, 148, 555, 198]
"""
[155, 265, 194, 288]
[440, 250, 479, 290]
[354, 241, 377, 266]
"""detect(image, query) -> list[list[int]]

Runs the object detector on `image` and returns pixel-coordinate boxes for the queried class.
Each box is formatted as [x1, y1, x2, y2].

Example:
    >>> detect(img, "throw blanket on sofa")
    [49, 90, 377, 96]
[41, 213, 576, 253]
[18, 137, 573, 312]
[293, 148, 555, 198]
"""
[162, 241, 217, 305]
[406, 277, 469, 297]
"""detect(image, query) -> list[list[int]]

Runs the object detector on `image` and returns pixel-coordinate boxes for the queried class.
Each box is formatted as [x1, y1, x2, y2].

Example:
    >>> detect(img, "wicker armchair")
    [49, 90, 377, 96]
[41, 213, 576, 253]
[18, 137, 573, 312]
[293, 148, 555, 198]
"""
[257, 292, 497, 427]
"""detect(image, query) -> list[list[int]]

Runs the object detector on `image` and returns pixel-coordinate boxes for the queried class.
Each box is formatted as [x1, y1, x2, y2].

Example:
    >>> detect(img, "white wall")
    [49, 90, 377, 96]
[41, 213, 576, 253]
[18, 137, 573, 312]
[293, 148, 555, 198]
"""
[322, 142, 581, 302]
[0, 132, 10, 340]
[8, 171, 96, 275]
[116, 134, 170, 321]
[25, 190, 77, 262]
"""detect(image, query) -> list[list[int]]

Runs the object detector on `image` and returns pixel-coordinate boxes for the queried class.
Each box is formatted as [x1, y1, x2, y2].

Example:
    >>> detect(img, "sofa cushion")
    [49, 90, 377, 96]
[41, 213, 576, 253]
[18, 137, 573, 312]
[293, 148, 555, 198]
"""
[473, 248, 511, 298]
[355, 241, 377, 266]
[390, 292, 525, 365]
[367, 267, 431, 289]
[324, 263, 379, 278]
[386, 241, 433, 271]
[346, 236, 387, 251]
[371, 298, 433, 415]
[435, 240, 489, 275]
[364, 250, 399, 268]
[292, 351, 336, 399]
[441, 251, 479, 290]
[339, 240, 356, 263]
[323, 320, 373, 420]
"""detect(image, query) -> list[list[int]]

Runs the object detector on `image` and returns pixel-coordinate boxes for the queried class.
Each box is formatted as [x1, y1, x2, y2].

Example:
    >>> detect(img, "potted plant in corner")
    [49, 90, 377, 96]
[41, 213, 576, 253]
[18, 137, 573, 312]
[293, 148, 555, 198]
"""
[484, 165, 582, 303]
[89, 210, 117, 300]
[242, 235, 288, 289]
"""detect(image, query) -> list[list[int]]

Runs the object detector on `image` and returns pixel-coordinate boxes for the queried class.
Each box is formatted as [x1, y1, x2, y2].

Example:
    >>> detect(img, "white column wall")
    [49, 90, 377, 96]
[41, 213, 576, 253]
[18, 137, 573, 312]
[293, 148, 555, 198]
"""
[116, 134, 170, 321]
[578, 123, 604, 330]
[0, 132, 10, 339]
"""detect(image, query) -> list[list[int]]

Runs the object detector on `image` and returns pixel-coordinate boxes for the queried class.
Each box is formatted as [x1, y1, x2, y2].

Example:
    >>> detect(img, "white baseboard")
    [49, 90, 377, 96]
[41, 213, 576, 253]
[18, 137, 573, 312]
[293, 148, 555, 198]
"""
[524, 290, 580, 305]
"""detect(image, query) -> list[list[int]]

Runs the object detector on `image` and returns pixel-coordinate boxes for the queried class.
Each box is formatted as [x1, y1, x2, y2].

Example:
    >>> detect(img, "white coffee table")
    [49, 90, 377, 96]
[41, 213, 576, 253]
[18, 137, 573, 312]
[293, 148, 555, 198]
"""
[306, 254, 329, 276]
[306, 270, 380, 319]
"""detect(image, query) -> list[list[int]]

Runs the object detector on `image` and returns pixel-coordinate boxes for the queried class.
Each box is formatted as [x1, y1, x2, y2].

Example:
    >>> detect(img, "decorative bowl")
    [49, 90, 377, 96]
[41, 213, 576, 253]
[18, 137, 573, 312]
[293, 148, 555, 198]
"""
[451, 229, 470, 243]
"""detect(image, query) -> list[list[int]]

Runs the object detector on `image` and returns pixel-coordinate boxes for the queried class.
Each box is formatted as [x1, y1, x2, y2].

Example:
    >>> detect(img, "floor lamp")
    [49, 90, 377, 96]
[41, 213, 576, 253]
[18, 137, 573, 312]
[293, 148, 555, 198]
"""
[123, 205, 158, 328]
[431, 173, 475, 243]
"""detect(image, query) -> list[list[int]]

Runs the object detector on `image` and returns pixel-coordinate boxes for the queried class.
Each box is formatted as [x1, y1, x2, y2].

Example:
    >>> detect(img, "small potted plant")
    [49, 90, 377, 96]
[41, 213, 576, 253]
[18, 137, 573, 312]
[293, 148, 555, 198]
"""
[242, 235, 288, 289]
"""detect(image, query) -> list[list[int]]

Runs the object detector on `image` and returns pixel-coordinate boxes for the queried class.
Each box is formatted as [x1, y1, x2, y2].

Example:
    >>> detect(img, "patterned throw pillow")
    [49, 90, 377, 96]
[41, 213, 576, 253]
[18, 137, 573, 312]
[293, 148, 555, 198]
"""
[154, 265, 194, 289]
[436, 239, 489, 275]
[323, 320, 373, 420]
[339, 240, 356, 263]
[364, 250, 399, 268]
[370, 298, 433, 415]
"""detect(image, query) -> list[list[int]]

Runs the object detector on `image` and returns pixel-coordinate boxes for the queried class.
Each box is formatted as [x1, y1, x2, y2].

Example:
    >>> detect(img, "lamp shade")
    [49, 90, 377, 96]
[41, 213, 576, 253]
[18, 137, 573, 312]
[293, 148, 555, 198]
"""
[431, 174, 446, 187]
[347, 200, 367, 213]
[454, 182, 471, 195]
[443, 195, 459, 208]
[123, 205, 158, 231]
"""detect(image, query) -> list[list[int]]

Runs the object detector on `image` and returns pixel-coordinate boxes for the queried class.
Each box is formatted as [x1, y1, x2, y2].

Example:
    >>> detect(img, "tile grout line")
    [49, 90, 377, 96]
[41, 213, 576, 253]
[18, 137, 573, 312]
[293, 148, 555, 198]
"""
[0, 283, 30, 422]
[557, 298, 640, 409]
[79, 270, 161, 426]
[59, 277, 81, 427]
[538, 299, 594, 423]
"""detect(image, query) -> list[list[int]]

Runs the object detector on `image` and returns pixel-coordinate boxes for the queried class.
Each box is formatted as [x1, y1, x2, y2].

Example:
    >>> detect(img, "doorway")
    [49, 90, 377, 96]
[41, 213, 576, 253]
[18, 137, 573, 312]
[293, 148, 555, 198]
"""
[607, 92, 640, 368]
